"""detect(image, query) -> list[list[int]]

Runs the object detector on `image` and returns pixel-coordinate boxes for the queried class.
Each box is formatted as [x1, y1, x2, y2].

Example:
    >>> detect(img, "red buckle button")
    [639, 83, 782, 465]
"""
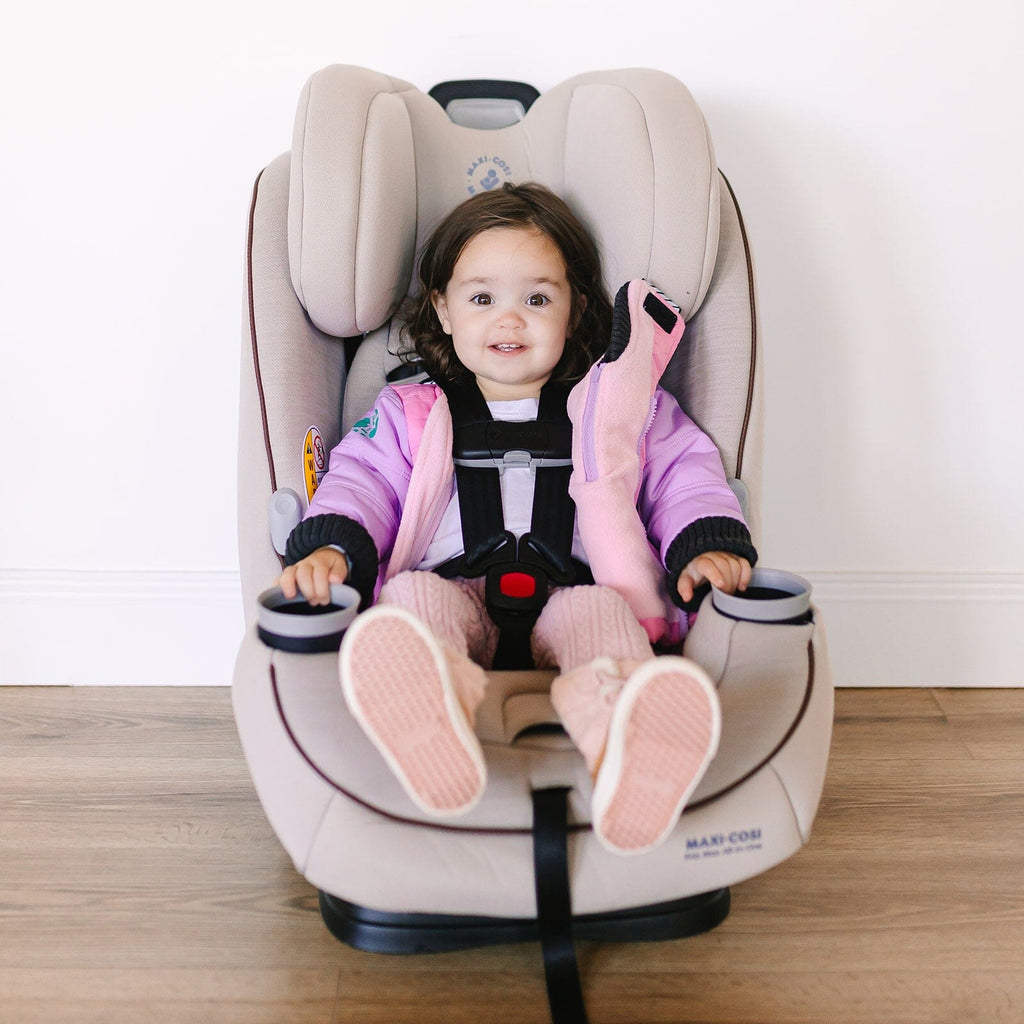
[500, 572, 537, 599]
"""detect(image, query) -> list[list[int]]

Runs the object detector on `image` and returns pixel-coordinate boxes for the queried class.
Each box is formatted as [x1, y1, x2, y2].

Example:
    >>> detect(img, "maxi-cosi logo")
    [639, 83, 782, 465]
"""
[466, 155, 513, 195]
[684, 828, 764, 861]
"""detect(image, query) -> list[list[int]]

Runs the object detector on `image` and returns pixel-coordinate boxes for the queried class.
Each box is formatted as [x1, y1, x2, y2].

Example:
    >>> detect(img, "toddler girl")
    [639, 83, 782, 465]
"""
[278, 182, 756, 854]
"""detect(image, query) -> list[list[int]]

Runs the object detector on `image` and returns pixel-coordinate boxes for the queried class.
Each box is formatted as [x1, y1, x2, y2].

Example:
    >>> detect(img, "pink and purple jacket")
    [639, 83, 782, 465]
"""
[287, 281, 756, 644]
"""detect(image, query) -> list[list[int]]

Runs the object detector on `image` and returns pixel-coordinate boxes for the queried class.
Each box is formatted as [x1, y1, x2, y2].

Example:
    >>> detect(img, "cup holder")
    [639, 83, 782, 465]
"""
[256, 583, 361, 652]
[711, 568, 812, 624]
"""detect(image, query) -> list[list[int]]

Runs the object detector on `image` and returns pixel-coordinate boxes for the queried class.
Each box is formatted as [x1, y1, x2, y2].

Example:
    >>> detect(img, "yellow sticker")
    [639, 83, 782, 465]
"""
[303, 426, 327, 503]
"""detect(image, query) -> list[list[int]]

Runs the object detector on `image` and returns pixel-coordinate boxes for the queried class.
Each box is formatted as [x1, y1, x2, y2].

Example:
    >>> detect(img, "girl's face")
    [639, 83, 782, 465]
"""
[431, 227, 574, 402]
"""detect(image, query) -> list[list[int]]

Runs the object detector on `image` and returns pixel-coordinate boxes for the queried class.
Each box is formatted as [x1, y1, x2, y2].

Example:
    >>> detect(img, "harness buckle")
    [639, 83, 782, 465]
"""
[499, 571, 537, 599]
[485, 562, 549, 619]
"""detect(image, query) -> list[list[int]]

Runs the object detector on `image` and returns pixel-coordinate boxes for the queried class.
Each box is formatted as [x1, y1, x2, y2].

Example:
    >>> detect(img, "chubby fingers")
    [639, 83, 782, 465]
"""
[677, 552, 752, 603]
[676, 564, 697, 604]
[294, 559, 333, 605]
[275, 548, 348, 606]
[700, 552, 752, 595]
[277, 564, 301, 600]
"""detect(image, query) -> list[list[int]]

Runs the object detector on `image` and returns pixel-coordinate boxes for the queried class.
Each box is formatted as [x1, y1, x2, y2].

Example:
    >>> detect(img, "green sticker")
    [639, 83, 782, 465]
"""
[352, 409, 379, 438]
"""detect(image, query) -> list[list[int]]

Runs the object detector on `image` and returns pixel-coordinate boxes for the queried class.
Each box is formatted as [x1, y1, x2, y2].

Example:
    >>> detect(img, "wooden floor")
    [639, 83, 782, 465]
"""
[2, 685, 1023, 1024]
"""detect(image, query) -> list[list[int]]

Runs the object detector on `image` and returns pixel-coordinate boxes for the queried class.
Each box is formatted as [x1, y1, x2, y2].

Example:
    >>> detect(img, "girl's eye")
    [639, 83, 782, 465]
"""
[526, 293, 549, 307]
[470, 293, 493, 306]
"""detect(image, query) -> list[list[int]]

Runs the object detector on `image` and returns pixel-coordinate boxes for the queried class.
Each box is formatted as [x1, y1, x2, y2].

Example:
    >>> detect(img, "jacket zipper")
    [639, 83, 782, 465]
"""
[580, 363, 603, 481]
[580, 365, 659, 496]
[634, 394, 658, 500]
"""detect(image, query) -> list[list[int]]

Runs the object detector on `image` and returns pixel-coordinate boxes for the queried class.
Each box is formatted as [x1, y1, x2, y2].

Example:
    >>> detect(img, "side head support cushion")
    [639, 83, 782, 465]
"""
[289, 67, 419, 336]
[288, 64, 720, 338]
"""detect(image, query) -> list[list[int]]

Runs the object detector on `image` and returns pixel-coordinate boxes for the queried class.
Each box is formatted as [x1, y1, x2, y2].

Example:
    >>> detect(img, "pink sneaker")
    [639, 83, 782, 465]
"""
[591, 657, 721, 855]
[550, 657, 642, 775]
[339, 606, 487, 817]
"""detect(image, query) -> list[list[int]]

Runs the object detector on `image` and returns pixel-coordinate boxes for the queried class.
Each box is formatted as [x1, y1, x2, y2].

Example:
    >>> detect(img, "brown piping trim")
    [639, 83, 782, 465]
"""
[247, 167, 278, 496]
[718, 170, 757, 481]
[271, 661, 528, 836]
[270, 638, 817, 835]
[688, 638, 816, 812]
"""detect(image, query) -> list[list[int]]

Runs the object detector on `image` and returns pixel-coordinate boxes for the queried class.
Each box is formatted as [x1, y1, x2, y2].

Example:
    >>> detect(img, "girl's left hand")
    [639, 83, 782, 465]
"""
[677, 552, 752, 604]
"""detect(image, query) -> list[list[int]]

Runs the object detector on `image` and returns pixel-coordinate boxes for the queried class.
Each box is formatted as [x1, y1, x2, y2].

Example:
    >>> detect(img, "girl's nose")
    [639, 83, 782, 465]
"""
[498, 308, 526, 328]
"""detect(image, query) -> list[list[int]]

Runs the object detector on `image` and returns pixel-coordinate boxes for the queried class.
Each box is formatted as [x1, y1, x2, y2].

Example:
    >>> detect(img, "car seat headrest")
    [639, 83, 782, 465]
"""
[288, 65, 720, 338]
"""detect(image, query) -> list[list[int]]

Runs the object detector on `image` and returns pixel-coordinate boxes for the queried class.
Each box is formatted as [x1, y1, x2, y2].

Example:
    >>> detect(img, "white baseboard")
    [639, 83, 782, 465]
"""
[805, 572, 1024, 686]
[0, 570, 245, 686]
[0, 570, 1021, 687]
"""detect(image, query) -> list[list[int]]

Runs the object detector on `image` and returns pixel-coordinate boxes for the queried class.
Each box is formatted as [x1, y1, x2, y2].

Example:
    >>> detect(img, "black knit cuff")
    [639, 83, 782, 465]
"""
[284, 513, 379, 612]
[665, 515, 758, 612]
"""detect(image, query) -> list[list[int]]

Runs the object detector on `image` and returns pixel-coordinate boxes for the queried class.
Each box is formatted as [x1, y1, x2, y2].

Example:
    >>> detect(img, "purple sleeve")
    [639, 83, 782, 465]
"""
[639, 389, 755, 569]
[302, 386, 412, 566]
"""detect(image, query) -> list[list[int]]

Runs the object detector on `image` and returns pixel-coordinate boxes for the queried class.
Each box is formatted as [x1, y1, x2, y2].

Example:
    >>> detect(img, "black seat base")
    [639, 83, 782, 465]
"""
[319, 887, 731, 955]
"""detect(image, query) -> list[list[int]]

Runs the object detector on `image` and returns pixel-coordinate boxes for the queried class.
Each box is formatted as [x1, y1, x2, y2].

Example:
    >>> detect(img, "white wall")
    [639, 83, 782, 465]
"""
[2, 0, 1021, 685]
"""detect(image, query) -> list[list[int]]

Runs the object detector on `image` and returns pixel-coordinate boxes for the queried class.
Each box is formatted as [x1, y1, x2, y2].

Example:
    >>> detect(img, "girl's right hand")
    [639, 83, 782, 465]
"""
[276, 546, 349, 606]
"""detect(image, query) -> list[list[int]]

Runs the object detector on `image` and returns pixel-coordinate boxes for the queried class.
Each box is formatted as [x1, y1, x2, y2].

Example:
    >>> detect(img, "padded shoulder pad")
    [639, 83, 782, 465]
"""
[525, 69, 720, 319]
[290, 65, 419, 336]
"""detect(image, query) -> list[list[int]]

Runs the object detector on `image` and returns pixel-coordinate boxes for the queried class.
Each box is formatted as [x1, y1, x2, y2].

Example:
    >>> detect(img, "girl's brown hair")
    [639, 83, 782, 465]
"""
[402, 182, 612, 384]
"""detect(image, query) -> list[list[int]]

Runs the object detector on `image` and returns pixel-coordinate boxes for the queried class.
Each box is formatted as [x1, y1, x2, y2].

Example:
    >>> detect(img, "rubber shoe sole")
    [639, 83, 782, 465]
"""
[592, 656, 721, 855]
[339, 606, 486, 817]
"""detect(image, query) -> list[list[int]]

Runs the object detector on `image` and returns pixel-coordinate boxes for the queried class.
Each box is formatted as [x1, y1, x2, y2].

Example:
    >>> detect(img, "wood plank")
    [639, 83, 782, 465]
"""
[930, 687, 1024, 715]
[576, 970, 1024, 1024]
[0, 969, 340, 1024]
[829, 691, 973, 762]
[832, 687, 946, 718]
[925, 689, 1024, 760]
[0, 686, 240, 757]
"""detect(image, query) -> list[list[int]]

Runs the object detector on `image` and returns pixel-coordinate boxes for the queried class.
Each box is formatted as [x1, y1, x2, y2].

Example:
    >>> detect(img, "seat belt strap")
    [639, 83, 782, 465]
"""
[532, 787, 590, 1024]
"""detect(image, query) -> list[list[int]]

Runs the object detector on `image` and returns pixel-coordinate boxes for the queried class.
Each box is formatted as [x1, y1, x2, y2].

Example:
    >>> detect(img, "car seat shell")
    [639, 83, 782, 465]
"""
[232, 65, 833, 1005]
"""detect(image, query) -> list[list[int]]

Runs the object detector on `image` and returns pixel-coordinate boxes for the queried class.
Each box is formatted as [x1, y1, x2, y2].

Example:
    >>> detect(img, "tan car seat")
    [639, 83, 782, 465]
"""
[232, 65, 834, 1024]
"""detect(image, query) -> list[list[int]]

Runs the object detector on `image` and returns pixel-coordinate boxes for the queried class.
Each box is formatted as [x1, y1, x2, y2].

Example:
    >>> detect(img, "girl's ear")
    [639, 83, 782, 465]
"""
[431, 290, 452, 335]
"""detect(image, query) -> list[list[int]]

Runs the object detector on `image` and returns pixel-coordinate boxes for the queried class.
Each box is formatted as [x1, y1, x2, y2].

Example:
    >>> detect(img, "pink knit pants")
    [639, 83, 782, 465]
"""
[377, 571, 653, 671]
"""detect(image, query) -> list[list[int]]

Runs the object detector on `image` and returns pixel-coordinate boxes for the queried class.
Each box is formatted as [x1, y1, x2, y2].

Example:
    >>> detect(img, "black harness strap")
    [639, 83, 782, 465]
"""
[449, 381, 509, 571]
[435, 377, 588, 669]
[532, 787, 590, 1024]
[525, 381, 577, 579]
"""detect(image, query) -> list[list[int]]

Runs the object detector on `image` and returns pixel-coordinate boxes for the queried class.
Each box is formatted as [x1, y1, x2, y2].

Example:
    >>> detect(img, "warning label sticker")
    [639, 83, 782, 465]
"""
[303, 426, 327, 502]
